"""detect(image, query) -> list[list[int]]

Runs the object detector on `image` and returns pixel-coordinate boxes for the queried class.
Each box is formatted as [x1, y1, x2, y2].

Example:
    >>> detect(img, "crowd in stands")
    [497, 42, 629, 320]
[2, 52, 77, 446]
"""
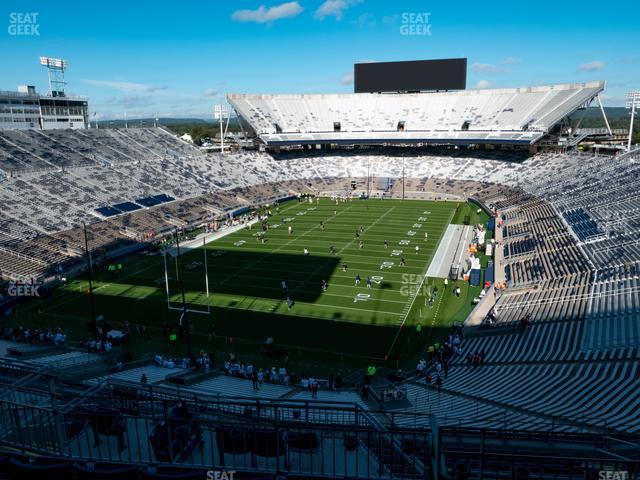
[1, 325, 66, 345]
[195, 350, 215, 371]
[84, 338, 114, 353]
[465, 350, 486, 368]
[221, 339, 324, 395]
[224, 352, 293, 388]
[151, 340, 323, 396]
[154, 352, 191, 369]
[415, 325, 466, 389]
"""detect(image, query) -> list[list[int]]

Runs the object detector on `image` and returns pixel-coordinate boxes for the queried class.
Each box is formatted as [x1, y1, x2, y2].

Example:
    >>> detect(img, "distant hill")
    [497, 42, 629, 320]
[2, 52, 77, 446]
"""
[570, 107, 631, 120]
[569, 107, 637, 142]
[93, 117, 243, 145]
[96, 118, 215, 127]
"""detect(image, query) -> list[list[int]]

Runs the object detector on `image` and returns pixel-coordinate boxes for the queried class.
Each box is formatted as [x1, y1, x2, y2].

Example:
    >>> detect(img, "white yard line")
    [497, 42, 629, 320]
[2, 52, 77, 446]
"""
[165, 200, 302, 257]
[385, 207, 457, 358]
[215, 203, 355, 288]
[294, 206, 397, 293]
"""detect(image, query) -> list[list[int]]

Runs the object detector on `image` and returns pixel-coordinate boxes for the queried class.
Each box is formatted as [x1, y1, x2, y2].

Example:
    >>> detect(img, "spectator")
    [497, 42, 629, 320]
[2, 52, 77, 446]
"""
[361, 384, 369, 400]
[435, 375, 442, 393]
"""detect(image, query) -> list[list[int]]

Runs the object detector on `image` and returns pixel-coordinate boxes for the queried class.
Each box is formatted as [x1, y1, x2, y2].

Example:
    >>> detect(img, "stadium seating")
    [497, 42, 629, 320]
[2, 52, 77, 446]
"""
[1, 125, 639, 434]
[0, 78, 635, 478]
[401, 316, 640, 433]
[185, 374, 293, 399]
[87, 365, 184, 386]
[228, 82, 604, 145]
[1, 129, 639, 335]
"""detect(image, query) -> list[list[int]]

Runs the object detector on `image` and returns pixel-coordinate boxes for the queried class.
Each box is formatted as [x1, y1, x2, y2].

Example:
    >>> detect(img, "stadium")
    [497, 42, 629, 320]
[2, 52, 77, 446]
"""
[0, 3, 639, 479]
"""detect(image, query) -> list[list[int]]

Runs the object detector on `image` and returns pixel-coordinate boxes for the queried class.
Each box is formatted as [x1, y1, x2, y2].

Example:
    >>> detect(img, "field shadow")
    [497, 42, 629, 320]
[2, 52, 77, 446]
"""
[162, 249, 341, 304]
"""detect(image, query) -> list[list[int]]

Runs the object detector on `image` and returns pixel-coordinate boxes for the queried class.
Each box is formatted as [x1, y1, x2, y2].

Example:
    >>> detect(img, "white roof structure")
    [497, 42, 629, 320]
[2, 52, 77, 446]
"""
[228, 81, 605, 146]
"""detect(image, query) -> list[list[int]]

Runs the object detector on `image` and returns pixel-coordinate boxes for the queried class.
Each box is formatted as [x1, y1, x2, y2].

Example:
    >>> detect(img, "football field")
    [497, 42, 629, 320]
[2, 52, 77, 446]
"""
[202, 198, 455, 327]
[21, 197, 474, 360]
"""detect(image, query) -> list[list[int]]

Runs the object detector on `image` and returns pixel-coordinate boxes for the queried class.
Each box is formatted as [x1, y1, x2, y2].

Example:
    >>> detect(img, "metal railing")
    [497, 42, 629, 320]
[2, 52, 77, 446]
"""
[0, 393, 637, 479]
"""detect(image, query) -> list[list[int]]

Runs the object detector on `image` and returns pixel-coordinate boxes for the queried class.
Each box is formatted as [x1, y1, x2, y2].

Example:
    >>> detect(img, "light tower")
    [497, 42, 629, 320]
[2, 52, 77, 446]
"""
[39, 56, 69, 97]
[626, 91, 640, 151]
[214, 104, 230, 153]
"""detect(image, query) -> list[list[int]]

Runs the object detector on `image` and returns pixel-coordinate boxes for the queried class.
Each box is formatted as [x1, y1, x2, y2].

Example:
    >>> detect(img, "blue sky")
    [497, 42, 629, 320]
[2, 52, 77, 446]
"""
[2, 0, 639, 119]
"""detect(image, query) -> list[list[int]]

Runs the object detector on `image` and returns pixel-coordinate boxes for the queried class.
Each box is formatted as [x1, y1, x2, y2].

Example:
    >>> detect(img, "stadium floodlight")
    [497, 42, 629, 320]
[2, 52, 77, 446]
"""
[626, 91, 640, 151]
[39, 56, 68, 69]
[213, 104, 229, 120]
[39, 56, 69, 96]
[214, 104, 231, 153]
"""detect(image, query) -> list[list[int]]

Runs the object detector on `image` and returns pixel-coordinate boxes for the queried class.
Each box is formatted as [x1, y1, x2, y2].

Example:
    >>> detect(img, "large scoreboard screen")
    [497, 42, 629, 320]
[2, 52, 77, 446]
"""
[354, 58, 467, 93]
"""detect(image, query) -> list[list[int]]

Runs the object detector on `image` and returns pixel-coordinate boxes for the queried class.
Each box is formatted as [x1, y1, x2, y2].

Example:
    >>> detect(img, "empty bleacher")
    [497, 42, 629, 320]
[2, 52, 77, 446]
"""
[409, 319, 640, 433]
[228, 82, 605, 146]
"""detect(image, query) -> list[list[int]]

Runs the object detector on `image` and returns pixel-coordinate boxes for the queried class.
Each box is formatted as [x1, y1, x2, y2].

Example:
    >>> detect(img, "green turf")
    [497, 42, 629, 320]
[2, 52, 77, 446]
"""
[395, 201, 492, 362]
[10, 198, 491, 365]
[12, 198, 498, 370]
[451, 201, 489, 226]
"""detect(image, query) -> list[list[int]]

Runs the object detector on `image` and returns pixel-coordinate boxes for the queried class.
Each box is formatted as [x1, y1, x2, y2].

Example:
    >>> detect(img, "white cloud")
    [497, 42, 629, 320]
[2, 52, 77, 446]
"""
[578, 60, 605, 72]
[470, 63, 506, 75]
[315, 0, 362, 21]
[475, 80, 493, 89]
[470, 58, 520, 75]
[340, 73, 354, 85]
[232, 2, 303, 24]
[83, 79, 167, 93]
[104, 95, 156, 109]
[352, 12, 376, 28]
[203, 88, 219, 97]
